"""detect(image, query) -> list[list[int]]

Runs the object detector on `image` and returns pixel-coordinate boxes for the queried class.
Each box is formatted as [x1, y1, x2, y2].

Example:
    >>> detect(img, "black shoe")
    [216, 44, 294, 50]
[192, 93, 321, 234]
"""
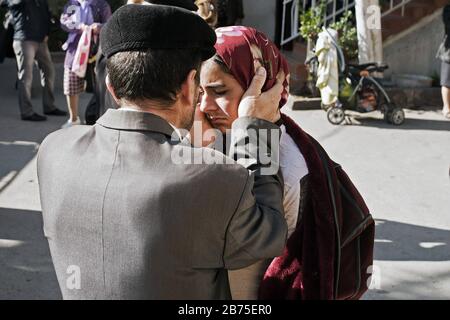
[44, 108, 68, 116]
[21, 113, 47, 121]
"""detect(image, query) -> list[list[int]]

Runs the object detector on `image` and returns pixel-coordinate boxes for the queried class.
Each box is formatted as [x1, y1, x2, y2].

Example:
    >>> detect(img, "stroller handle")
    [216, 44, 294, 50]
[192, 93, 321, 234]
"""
[305, 55, 318, 66]
[324, 28, 346, 74]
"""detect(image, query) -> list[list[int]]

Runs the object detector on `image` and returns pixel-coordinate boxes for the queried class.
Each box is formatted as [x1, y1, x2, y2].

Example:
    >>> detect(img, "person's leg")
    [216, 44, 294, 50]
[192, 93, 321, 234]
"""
[63, 68, 83, 126]
[66, 94, 79, 122]
[442, 86, 450, 118]
[35, 40, 56, 113]
[12, 40, 38, 118]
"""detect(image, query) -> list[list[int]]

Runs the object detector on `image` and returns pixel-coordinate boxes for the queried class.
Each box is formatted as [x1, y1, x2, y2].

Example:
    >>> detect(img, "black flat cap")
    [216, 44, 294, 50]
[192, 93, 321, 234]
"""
[100, 4, 216, 60]
[149, 0, 197, 11]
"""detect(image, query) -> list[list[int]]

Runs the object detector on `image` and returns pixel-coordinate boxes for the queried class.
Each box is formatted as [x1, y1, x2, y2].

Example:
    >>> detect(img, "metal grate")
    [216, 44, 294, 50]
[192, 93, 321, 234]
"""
[281, 0, 301, 46]
[280, 0, 357, 46]
[280, 0, 413, 45]
[323, 0, 356, 26]
[380, 0, 414, 18]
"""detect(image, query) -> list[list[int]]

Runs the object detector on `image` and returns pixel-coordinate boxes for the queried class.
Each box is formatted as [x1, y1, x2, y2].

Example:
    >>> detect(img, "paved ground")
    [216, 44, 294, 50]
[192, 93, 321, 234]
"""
[0, 58, 449, 299]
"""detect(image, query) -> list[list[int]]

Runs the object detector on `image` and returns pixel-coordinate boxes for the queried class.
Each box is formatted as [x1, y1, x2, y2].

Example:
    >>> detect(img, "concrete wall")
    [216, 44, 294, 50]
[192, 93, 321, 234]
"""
[383, 9, 445, 79]
[242, 0, 276, 41]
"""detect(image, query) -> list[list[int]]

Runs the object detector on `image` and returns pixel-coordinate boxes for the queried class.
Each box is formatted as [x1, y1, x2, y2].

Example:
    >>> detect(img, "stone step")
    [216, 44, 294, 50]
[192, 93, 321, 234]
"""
[386, 87, 443, 108]
[290, 97, 322, 110]
[289, 87, 442, 111]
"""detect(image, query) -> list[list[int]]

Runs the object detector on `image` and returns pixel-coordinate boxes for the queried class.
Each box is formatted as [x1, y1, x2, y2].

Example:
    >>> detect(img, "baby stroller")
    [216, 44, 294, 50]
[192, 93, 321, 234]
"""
[305, 30, 405, 126]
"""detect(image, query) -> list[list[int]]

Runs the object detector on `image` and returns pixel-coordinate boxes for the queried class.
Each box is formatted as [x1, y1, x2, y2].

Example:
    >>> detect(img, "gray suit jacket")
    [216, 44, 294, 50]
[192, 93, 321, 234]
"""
[37, 109, 287, 300]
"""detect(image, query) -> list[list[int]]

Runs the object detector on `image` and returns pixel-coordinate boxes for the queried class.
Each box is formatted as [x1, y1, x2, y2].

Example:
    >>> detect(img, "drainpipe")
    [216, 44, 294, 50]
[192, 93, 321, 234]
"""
[355, 0, 383, 70]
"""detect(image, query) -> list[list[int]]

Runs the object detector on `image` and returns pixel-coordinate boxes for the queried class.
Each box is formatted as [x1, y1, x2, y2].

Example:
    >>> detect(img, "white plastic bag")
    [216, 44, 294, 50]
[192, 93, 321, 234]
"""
[71, 26, 92, 78]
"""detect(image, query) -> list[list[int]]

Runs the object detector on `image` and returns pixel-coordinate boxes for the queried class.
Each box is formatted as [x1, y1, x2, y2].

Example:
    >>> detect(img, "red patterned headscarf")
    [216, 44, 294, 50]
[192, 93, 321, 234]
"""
[214, 26, 290, 108]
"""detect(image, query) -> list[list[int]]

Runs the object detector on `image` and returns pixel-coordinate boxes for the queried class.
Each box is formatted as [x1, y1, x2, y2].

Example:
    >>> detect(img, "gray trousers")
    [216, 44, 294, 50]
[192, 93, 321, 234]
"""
[13, 40, 56, 117]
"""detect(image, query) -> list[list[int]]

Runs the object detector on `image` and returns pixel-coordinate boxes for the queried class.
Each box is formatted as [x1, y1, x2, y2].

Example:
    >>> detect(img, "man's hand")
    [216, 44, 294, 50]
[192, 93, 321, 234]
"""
[189, 105, 218, 148]
[238, 67, 285, 123]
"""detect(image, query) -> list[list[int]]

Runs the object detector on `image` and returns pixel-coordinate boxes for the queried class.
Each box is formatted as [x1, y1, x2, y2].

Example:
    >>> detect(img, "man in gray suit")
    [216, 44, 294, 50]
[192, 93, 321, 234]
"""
[37, 4, 287, 299]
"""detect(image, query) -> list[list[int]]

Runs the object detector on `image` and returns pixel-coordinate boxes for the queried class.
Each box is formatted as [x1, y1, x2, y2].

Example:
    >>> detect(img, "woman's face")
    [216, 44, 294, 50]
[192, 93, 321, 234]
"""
[199, 59, 244, 133]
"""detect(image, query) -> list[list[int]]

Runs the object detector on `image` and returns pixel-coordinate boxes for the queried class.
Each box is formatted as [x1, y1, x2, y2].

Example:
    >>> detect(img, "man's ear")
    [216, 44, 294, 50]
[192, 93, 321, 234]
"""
[106, 74, 121, 105]
[179, 69, 198, 107]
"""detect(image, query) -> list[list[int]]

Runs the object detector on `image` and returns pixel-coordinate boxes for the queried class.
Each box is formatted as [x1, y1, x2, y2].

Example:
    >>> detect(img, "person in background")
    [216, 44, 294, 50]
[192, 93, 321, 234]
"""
[439, 3, 450, 119]
[60, 0, 111, 128]
[195, 0, 217, 28]
[216, 0, 244, 27]
[0, 0, 66, 121]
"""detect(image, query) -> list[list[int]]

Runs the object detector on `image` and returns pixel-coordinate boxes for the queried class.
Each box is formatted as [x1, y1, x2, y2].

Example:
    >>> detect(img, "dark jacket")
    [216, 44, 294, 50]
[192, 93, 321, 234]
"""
[0, 0, 51, 42]
[443, 4, 450, 50]
[444, 4, 450, 35]
[217, 0, 244, 27]
[0, 10, 15, 62]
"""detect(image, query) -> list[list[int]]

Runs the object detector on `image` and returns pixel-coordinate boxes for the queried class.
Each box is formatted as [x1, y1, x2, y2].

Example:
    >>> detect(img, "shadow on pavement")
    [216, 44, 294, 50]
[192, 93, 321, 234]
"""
[374, 219, 450, 261]
[348, 116, 450, 131]
[0, 60, 91, 192]
[0, 143, 38, 193]
[0, 207, 61, 299]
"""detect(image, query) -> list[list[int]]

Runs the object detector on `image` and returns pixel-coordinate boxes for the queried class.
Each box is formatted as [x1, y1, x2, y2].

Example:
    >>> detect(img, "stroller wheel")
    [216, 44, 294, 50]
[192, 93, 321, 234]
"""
[327, 107, 345, 125]
[388, 107, 405, 125]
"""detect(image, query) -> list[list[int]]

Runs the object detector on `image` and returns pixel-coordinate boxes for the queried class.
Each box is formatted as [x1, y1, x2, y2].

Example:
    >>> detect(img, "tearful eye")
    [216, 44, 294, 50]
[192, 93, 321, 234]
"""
[214, 90, 228, 96]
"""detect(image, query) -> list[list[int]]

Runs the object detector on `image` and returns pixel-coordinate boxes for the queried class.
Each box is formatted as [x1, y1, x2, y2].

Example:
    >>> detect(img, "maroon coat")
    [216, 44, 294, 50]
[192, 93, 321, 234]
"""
[258, 113, 375, 300]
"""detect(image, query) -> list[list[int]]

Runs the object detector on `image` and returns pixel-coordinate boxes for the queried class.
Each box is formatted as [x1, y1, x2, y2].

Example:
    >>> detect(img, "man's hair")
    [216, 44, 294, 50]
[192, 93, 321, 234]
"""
[107, 49, 203, 105]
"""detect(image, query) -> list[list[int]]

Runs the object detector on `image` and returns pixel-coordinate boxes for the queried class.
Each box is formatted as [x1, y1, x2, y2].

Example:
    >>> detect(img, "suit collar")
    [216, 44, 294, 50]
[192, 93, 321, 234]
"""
[96, 109, 177, 138]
